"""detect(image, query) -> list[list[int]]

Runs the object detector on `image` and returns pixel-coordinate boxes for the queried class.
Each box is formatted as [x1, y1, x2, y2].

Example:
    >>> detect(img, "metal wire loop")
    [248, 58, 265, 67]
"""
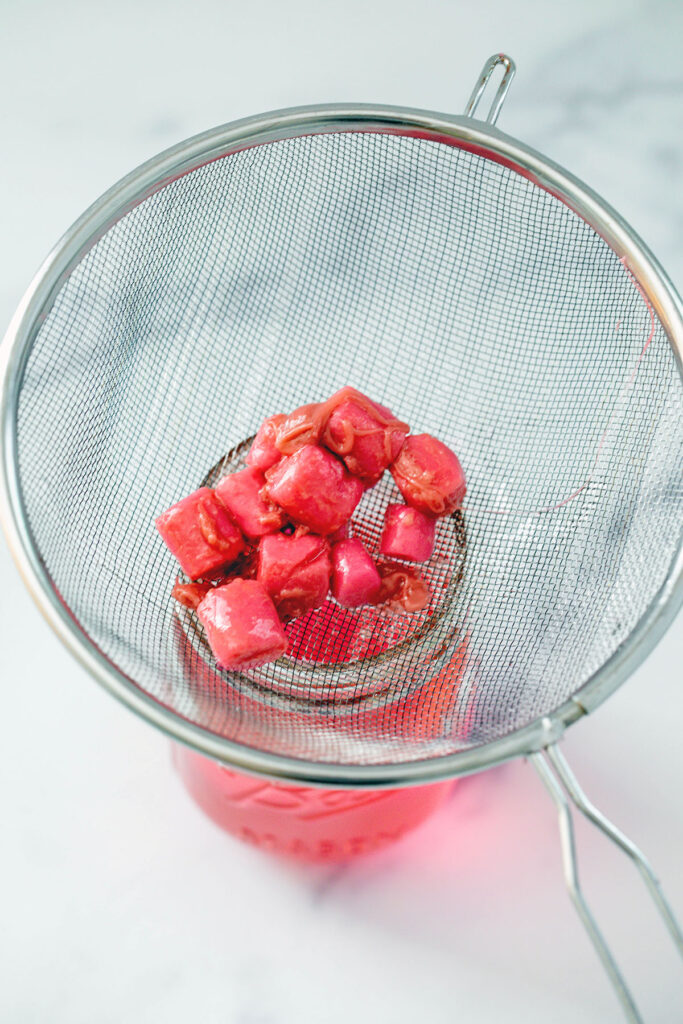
[464, 53, 516, 125]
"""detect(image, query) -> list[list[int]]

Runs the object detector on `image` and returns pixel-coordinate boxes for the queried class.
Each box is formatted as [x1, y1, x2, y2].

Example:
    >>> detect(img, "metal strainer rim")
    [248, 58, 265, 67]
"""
[2, 103, 683, 787]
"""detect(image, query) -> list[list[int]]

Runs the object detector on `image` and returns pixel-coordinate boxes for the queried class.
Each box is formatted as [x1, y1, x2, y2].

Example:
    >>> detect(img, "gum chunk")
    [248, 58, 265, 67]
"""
[330, 539, 381, 608]
[257, 532, 331, 620]
[379, 504, 436, 562]
[197, 579, 288, 669]
[390, 434, 466, 516]
[246, 414, 286, 473]
[323, 390, 408, 482]
[155, 487, 245, 579]
[264, 444, 364, 535]
[215, 467, 286, 538]
[275, 402, 326, 456]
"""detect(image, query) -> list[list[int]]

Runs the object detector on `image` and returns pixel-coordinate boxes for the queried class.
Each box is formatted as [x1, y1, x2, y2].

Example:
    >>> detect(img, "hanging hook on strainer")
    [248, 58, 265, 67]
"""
[1, 53, 682, 1022]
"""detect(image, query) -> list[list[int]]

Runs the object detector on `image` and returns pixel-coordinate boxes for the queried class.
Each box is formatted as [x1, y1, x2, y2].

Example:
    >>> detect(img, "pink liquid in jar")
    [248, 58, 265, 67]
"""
[172, 625, 470, 861]
[174, 745, 453, 862]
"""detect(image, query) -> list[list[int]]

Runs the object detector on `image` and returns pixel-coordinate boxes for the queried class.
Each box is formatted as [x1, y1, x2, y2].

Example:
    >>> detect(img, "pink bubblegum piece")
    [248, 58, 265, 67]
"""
[323, 390, 408, 483]
[379, 504, 436, 562]
[331, 538, 381, 608]
[264, 444, 364, 535]
[215, 467, 285, 538]
[257, 532, 331, 621]
[390, 433, 466, 516]
[197, 579, 288, 669]
[275, 402, 327, 456]
[155, 486, 245, 580]
[246, 414, 286, 472]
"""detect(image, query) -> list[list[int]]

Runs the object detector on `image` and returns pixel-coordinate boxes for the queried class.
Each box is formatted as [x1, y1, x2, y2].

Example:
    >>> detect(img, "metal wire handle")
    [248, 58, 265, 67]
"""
[532, 744, 683, 1023]
[464, 53, 516, 124]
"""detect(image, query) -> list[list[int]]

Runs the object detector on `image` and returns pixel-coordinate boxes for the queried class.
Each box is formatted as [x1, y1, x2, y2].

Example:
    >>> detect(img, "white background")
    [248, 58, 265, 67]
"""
[1, 1, 682, 1021]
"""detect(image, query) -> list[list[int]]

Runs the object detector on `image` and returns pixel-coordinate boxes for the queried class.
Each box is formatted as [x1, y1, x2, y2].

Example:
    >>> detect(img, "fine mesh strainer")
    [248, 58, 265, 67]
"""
[1, 54, 682, 1021]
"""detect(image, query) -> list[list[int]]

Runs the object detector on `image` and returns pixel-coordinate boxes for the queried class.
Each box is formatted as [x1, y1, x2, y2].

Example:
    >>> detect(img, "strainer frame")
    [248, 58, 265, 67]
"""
[2, 101, 683, 788]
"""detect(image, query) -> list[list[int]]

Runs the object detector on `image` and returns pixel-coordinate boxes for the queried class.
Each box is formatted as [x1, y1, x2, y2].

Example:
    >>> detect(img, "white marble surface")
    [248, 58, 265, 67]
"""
[1, 1, 682, 1021]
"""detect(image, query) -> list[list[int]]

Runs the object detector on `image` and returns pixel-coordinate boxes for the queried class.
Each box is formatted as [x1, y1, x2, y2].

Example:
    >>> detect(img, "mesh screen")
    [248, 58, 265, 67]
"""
[14, 130, 683, 766]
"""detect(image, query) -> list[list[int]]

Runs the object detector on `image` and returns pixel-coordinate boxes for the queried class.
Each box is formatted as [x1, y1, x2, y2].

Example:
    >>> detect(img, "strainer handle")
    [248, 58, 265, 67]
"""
[464, 53, 516, 125]
[532, 744, 683, 1024]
